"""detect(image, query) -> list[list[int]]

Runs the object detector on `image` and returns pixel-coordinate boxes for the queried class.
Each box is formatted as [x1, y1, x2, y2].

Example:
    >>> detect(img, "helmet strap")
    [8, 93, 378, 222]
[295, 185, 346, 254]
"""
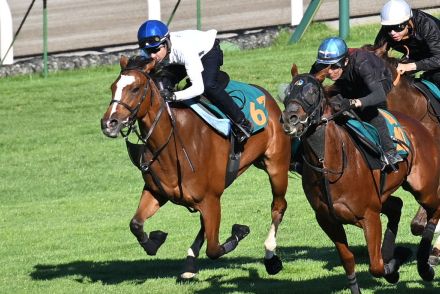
[407, 19, 415, 35]
[165, 37, 172, 54]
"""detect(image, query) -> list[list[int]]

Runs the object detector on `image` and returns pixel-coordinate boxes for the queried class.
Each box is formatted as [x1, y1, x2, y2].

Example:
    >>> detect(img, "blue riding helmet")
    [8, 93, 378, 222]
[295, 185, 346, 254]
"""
[137, 20, 169, 50]
[316, 37, 348, 65]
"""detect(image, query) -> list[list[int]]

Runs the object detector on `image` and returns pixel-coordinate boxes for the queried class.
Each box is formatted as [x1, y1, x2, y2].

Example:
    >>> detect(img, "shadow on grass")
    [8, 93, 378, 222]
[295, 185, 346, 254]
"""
[30, 243, 436, 293]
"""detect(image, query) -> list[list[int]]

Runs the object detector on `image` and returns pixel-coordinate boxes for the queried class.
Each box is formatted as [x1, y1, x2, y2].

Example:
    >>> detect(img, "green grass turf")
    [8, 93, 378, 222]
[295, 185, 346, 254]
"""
[1, 21, 439, 293]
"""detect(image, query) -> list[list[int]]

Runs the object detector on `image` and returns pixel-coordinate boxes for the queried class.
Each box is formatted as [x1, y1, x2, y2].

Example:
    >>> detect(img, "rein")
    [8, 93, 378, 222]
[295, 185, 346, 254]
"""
[113, 67, 193, 173]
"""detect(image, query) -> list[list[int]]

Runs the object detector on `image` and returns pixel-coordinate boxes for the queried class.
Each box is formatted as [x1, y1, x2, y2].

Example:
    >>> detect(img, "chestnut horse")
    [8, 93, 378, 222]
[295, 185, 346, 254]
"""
[281, 65, 440, 293]
[364, 43, 440, 262]
[100, 56, 290, 279]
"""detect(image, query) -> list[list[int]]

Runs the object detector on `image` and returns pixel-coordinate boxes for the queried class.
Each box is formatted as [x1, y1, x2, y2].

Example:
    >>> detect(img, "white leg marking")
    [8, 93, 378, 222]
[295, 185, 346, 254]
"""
[187, 248, 195, 257]
[109, 75, 135, 116]
[264, 223, 278, 259]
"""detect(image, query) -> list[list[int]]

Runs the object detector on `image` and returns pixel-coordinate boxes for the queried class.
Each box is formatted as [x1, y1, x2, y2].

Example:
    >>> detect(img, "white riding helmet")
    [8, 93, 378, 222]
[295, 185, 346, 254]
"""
[380, 0, 412, 25]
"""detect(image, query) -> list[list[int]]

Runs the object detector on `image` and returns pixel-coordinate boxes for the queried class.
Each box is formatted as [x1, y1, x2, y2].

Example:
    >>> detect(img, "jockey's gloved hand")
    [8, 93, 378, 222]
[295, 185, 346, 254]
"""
[330, 94, 356, 112]
[160, 88, 176, 102]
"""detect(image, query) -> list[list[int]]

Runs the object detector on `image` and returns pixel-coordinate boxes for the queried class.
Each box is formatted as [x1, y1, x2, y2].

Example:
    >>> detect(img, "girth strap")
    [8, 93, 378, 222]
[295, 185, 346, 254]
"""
[225, 135, 241, 188]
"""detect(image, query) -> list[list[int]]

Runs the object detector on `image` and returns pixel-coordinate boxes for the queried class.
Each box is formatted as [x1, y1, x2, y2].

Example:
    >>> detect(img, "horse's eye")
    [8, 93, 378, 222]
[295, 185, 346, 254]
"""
[132, 87, 140, 93]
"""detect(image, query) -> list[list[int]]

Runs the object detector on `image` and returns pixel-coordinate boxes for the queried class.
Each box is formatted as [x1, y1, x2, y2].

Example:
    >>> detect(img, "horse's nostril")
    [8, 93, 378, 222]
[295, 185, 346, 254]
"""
[109, 119, 119, 128]
[290, 115, 299, 124]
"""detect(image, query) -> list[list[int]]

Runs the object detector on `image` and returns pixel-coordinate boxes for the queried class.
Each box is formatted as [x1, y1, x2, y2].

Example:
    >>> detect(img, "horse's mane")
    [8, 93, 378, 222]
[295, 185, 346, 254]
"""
[125, 55, 153, 71]
[360, 43, 400, 68]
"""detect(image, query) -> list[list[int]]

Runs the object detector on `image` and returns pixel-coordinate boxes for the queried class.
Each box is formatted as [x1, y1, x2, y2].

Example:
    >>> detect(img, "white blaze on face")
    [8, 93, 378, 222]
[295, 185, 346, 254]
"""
[110, 75, 136, 116]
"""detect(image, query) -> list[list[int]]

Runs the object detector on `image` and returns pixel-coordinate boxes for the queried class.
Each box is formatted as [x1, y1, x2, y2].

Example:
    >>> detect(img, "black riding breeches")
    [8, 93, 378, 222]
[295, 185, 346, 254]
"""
[201, 39, 245, 123]
[357, 107, 394, 152]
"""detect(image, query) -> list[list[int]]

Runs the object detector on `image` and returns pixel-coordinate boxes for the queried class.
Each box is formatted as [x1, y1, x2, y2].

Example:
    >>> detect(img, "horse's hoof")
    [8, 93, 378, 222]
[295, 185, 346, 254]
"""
[141, 230, 168, 255]
[411, 223, 425, 236]
[384, 272, 400, 284]
[181, 256, 198, 276]
[419, 265, 435, 281]
[232, 224, 250, 241]
[264, 255, 283, 275]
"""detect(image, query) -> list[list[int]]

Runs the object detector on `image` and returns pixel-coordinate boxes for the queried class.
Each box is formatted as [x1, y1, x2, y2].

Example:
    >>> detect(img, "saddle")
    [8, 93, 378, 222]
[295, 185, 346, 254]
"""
[413, 79, 440, 121]
[344, 109, 410, 170]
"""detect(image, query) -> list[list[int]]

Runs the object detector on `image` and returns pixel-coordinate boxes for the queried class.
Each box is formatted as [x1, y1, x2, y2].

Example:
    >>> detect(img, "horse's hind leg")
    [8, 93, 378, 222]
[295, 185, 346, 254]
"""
[315, 212, 360, 294]
[263, 157, 288, 275]
[417, 207, 440, 281]
[129, 189, 168, 255]
[180, 215, 205, 279]
[411, 206, 427, 236]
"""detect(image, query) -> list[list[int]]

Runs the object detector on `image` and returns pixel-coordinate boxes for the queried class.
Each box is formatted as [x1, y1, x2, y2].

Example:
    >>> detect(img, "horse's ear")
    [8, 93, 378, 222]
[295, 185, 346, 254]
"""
[314, 68, 327, 84]
[291, 64, 298, 79]
[375, 42, 388, 58]
[143, 59, 156, 74]
[120, 55, 129, 69]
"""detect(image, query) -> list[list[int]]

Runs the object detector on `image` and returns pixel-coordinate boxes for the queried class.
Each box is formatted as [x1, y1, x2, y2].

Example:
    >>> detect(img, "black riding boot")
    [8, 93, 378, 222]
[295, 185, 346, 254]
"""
[205, 87, 253, 143]
[370, 114, 403, 166]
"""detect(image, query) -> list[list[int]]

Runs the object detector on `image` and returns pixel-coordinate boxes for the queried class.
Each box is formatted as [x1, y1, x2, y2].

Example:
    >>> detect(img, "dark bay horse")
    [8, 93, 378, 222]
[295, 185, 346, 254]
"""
[281, 64, 440, 293]
[100, 56, 290, 278]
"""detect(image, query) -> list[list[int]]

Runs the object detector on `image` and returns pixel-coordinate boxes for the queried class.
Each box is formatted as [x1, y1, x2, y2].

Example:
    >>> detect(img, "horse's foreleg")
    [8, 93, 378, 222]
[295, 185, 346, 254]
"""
[380, 196, 412, 284]
[316, 211, 360, 294]
[263, 196, 287, 275]
[361, 212, 387, 278]
[129, 189, 168, 256]
[361, 210, 410, 284]
[181, 215, 205, 279]
[200, 197, 249, 260]
[263, 163, 288, 275]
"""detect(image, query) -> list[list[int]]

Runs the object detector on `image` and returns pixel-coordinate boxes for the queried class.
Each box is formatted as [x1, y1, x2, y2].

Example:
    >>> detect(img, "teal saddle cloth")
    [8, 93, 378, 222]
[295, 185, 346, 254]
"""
[344, 109, 410, 170]
[199, 80, 269, 133]
[420, 79, 440, 100]
[290, 110, 410, 170]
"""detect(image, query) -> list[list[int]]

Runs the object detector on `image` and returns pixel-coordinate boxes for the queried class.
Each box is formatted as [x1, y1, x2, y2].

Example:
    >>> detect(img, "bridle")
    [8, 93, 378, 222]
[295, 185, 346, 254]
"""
[108, 68, 173, 170]
[283, 74, 346, 177]
[282, 75, 326, 137]
[108, 66, 194, 175]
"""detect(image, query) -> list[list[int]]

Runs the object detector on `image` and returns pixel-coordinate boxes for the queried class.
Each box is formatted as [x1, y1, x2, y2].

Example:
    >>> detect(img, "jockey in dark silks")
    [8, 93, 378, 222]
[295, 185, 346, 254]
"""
[310, 37, 403, 167]
[374, 0, 440, 88]
[137, 20, 253, 143]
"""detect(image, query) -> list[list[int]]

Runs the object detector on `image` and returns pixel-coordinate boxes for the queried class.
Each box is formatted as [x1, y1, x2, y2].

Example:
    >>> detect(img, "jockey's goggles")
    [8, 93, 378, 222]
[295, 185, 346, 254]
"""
[384, 21, 408, 33]
[330, 61, 344, 70]
[143, 44, 165, 56]
[138, 35, 165, 49]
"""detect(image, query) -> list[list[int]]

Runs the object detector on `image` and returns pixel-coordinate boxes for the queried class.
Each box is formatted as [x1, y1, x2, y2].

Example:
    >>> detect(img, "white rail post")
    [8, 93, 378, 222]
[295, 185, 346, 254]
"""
[148, 0, 161, 20]
[0, 0, 13, 64]
[291, 0, 304, 26]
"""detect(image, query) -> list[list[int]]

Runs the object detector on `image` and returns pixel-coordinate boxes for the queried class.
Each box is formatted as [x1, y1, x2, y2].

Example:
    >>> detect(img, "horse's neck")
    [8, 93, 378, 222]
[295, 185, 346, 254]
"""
[323, 122, 350, 169]
[139, 84, 174, 148]
[388, 79, 428, 121]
